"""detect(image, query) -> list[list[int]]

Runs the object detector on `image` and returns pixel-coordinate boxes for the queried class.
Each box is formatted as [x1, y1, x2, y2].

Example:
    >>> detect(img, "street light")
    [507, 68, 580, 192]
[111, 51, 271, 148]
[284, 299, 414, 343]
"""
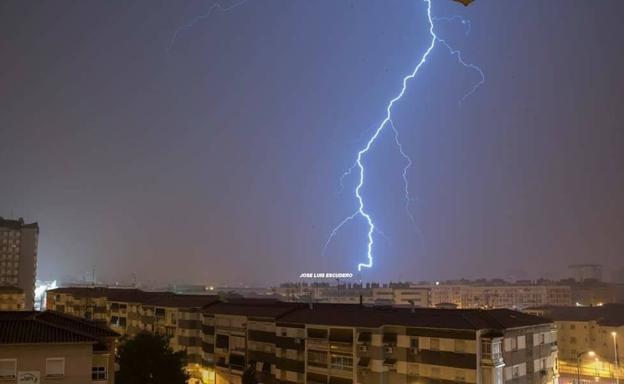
[612, 332, 619, 384]
[578, 351, 596, 384]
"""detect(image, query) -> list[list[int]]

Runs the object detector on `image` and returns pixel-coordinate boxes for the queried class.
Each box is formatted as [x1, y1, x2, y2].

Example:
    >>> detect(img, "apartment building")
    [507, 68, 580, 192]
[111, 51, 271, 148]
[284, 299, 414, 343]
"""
[429, 284, 572, 309]
[0, 286, 25, 310]
[0, 310, 118, 383]
[0, 217, 38, 309]
[46, 286, 220, 382]
[46, 287, 219, 339]
[48, 287, 557, 384]
[273, 305, 557, 384]
[274, 284, 431, 307]
[275, 282, 570, 309]
[184, 302, 556, 384]
[525, 304, 623, 383]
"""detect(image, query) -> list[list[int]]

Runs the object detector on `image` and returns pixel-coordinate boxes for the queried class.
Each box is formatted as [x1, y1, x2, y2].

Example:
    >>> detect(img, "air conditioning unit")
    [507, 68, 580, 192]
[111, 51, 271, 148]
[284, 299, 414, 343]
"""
[385, 346, 393, 354]
[410, 347, 419, 354]
[359, 345, 368, 352]
[294, 338, 301, 344]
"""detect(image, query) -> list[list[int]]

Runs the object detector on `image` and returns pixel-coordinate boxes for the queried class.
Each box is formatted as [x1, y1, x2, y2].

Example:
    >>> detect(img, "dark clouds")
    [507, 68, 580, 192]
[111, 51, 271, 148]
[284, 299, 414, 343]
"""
[1, 0, 623, 285]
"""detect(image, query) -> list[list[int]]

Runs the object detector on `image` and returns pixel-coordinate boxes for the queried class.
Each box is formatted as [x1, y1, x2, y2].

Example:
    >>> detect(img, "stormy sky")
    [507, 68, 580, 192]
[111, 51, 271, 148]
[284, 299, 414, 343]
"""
[1, 0, 623, 286]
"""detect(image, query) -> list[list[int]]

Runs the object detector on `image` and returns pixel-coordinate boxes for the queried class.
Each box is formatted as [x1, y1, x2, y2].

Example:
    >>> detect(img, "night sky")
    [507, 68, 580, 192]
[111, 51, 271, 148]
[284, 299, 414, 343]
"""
[1, 1, 623, 285]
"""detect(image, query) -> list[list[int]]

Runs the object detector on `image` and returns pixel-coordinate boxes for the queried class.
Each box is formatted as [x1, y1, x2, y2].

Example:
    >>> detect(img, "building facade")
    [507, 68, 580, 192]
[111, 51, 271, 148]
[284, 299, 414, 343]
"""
[0, 217, 38, 309]
[275, 282, 571, 309]
[525, 304, 624, 383]
[0, 310, 118, 383]
[428, 284, 572, 309]
[47, 287, 558, 384]
[0, 286, 25, 310]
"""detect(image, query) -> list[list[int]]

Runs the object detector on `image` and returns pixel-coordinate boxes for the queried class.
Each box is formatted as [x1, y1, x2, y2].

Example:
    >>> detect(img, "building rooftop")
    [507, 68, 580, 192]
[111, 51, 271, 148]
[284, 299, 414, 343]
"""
[48, 287, 219, 308]
[0, 217, 38, 230]
[49, 287, 552, 330]
[203, 299, 303, 318]
[527, 304, 624, 326]
[0, 311, 118, 344]
[278, 304, 550, 330]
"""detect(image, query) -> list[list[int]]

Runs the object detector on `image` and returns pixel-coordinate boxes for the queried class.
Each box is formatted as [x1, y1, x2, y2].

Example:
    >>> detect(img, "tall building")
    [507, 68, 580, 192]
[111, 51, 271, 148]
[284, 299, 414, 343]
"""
[0, 217, 38, 309]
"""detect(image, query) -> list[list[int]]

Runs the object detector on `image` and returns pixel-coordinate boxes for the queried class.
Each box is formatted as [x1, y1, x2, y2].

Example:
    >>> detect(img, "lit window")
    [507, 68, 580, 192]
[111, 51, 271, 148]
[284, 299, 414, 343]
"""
[0, 359, 17, 380]
[46, 358, 65, 377]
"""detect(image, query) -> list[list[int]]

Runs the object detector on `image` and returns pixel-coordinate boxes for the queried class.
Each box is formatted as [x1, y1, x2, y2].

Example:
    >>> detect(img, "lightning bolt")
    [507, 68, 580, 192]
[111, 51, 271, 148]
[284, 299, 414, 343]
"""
[433, 15, 472, 35]
[324, 0, 485, 271]
[167, 0, 248, 54]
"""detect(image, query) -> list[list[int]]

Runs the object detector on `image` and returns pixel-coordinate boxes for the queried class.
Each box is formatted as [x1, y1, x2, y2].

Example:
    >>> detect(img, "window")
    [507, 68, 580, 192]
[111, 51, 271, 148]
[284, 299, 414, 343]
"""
[330, 354, 353, 370]
[570, 324, 576, 330]
[0, 359, 17, 380]
[216, 334, 229, 349]
[430, 338, 440, 350]
[537, 333, 545, 345]
[570, 336, 576, 344]
[92, 366, 107, 381]
[410, 338, 419, 349]
[46, 358, 65, 377]
[308, 351, 328, 367]
[230, 336, 246, 352]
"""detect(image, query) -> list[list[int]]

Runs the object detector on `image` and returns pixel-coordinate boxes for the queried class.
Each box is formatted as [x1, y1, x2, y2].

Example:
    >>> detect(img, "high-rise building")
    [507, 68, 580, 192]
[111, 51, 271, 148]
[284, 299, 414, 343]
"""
[0, 217, 39, 309]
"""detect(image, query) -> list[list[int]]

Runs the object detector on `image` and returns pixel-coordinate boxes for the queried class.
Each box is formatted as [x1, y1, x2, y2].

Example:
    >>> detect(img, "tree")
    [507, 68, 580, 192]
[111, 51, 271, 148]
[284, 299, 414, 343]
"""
[116, 332, 189, 384]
